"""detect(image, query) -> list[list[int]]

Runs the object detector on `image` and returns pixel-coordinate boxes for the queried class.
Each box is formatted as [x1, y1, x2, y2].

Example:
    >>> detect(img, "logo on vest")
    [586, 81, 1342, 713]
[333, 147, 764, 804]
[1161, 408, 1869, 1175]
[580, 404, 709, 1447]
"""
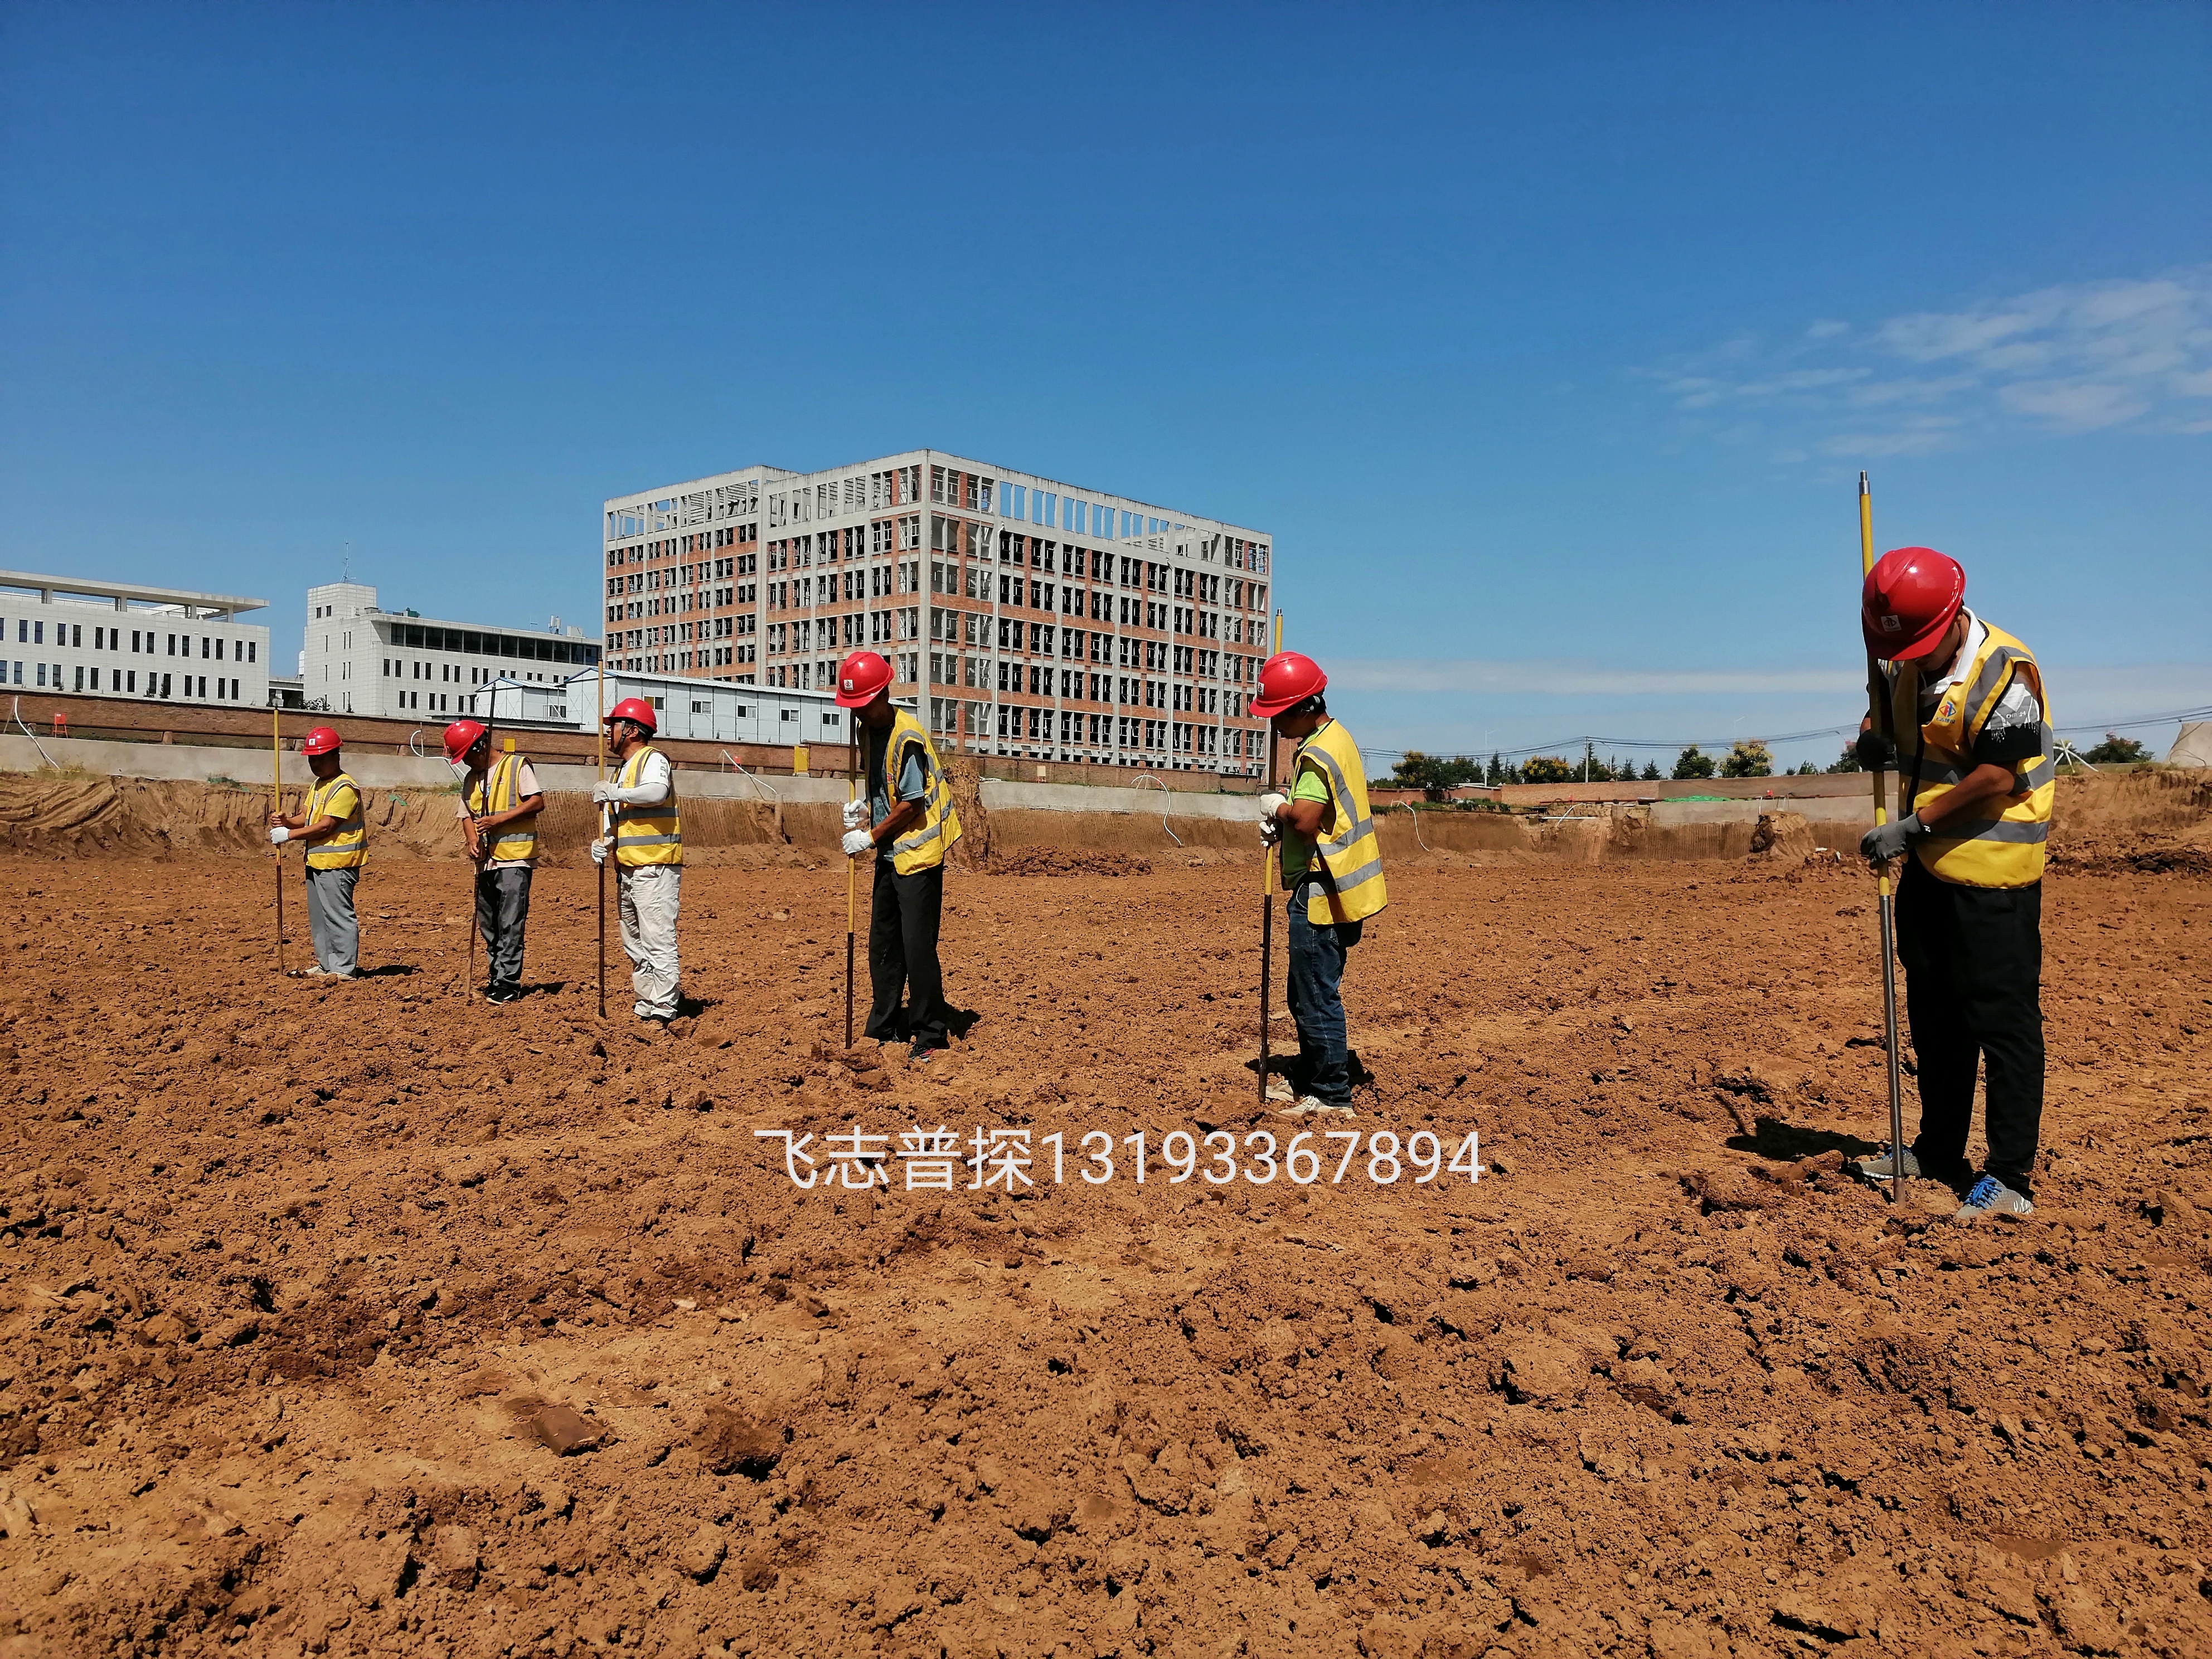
[1938, 700, 1954, 721]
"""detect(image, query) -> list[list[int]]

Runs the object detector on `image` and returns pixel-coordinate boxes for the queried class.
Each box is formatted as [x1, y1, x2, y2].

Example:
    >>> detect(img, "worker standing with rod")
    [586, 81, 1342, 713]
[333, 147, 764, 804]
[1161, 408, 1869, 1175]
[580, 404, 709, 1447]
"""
[836, 649, 962, 1060]
[1853, 538, 2055, 1222]
[447, 718, 546, 1004]
[1252, 651, 1386, 1119]
[591, 696, 684, 1025]
[265, 726, 367, 979]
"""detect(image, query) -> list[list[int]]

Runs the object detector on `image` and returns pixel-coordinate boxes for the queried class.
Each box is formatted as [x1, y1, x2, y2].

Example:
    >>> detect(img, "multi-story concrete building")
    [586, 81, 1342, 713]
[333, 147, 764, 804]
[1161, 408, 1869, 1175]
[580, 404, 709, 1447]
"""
[0, 569, 271, 705]
[300, 581, 600, 720]
[601, 452, 1273, 774]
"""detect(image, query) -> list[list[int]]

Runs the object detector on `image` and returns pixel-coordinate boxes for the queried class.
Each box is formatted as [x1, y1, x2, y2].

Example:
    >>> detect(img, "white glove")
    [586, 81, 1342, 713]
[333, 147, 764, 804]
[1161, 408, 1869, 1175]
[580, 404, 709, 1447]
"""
[268, 826, 290, 846]
[1258, 815, 1281, 846]
[841, 828, 873, 858]
[841, 799, 867, 830]
[589, 837, 609, 866]
[590, 783, 614, 804]
[1259, 791, 1287, 816]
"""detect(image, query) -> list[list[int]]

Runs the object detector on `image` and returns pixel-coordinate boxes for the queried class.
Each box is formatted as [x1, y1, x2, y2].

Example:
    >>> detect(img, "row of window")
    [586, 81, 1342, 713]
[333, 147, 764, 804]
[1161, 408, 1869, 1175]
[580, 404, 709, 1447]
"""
[5, 618, 260, 662]
[4, 662, 248, 701]
[605, 526, 753, 569]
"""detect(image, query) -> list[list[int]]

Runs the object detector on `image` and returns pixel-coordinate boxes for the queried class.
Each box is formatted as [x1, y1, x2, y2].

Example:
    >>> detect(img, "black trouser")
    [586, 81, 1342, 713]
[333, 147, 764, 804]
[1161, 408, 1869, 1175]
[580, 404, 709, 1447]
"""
[474, 865, 533, 993]
[1894, 858, 2044, 1196]
[866, 857, 947, 1048]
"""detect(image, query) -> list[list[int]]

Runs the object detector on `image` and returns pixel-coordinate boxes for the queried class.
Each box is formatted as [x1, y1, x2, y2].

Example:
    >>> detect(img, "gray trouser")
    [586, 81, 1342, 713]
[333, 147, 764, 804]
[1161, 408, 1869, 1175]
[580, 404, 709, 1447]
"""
[305, 867, 360, 977]
[617, 864, 681, 1018]
[474, 865, 533, 992]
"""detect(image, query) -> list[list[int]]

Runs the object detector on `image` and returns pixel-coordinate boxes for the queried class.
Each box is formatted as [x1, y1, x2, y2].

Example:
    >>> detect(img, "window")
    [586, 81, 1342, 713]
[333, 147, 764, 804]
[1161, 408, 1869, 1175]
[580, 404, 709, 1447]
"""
[1005, 484, 1026, 521]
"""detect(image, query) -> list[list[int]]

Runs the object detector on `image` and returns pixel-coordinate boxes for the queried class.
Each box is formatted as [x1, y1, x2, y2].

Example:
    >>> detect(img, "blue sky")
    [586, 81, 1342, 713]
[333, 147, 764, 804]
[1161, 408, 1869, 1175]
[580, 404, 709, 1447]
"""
[3, 1, 2206, 768]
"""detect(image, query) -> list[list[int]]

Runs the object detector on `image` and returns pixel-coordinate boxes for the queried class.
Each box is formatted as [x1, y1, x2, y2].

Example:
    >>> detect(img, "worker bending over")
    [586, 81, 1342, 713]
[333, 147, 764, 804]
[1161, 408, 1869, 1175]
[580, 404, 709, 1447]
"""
[447, 720, 546, 1005]
[836, 651, 963, 1060]
[1253, 652, 1386, 1118]
[591, 697, 682, 1024]
[266, 725, 367, 979]
[1856, 547, 2053, 1222]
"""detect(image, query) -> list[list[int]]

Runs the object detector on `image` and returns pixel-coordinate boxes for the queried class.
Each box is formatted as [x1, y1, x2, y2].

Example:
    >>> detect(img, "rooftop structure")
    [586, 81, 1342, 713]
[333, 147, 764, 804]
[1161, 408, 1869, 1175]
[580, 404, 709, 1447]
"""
[0, 567, 271, 705]
[300, 581, 600, 719]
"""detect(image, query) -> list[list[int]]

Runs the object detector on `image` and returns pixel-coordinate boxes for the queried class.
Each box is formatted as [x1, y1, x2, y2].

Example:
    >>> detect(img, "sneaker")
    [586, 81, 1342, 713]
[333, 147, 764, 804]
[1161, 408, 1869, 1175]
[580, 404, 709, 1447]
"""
[1954, 1175, 2034, 1223]
[486, 985, 522, 1005]
[1854, 1144, 1922, 1183]
[1264, 1078, 1296, 1104]
[1275, 1095, 1355, 1120]
[303, 964, 329, 978]
[909, 1042, 938, 1063]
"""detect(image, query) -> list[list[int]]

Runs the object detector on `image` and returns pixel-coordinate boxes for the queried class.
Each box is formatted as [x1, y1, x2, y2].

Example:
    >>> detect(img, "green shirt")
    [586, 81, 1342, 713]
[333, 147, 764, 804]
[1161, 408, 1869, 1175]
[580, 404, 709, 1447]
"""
[1277, 761, 1332, 885]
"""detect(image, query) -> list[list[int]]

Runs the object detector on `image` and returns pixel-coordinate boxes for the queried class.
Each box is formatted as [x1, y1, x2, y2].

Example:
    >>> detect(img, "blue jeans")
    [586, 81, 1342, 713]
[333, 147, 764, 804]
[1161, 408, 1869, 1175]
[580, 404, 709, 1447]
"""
[1286, 884, 1362, 1107]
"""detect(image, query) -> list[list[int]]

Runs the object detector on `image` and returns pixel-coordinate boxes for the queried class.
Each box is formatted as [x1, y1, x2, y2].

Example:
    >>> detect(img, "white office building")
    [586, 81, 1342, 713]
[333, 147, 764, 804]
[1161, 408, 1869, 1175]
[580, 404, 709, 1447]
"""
[602, 450, 1273, 774]
[0, 569, 271, 705]
[300, 581, 601, 720]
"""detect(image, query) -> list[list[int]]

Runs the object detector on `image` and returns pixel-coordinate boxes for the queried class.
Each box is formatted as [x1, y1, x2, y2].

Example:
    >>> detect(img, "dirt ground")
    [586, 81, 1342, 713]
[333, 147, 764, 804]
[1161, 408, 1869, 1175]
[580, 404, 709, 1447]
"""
[1, 772, 2209, 1658]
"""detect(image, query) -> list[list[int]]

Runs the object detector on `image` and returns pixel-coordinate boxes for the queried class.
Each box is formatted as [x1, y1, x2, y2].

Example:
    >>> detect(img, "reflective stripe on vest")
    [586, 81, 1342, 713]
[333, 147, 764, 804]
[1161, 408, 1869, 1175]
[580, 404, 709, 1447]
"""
[882, 709, 963, 875]
[468, 751, 538, 864]
[304, 772, 367, 870]
[1294, 719, 1388, 925]
[1891, 619, 2054, 889]
[613, 745, 682, 867]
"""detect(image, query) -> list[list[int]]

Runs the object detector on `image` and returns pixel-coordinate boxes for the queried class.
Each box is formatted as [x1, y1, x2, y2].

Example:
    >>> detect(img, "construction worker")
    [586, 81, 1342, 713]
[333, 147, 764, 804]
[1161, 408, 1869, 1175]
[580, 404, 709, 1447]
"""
[1251, 652, 1386, 1118]
[446, 720, 546, 1005]
[1855, 547, 2053, 1222]
[266, 725, 366, 979]
[836, 650, 963, 1059]
[590, 697, 682, 1023]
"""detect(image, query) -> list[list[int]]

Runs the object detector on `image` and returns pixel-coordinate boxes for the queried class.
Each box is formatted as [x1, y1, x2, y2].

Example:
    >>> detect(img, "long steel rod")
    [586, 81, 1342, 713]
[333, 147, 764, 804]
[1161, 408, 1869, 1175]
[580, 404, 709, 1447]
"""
[846, 729, 858, 1049]
[595, 664, 607, 1019]
[271, 707, 285, 974]
[1258, 610, 1283, 1109]
[1861, 472, 1905, 1201]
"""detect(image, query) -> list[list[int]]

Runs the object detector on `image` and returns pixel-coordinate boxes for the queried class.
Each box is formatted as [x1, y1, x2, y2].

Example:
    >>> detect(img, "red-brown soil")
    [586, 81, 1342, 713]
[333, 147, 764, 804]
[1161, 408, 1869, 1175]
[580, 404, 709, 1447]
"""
[2, 775, 2209, 1658]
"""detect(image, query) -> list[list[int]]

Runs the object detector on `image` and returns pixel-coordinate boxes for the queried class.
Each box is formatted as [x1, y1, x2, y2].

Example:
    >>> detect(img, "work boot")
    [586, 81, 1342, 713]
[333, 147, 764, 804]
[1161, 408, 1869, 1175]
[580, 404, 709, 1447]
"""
[1852, 1144, 1921, 1183]
[1953, 1175, 2034, 1223]
[1264, 1078, 1296, 1104]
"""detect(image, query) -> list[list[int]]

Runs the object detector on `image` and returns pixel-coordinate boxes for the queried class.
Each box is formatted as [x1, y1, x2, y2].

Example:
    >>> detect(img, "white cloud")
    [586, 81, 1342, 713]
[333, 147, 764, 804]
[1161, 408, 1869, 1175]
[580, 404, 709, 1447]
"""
[1646, 268, 2212, 457]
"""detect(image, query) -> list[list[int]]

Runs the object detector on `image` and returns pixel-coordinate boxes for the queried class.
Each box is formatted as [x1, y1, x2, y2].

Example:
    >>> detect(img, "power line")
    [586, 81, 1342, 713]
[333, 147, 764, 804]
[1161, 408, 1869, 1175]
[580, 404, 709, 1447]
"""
[1361, 704, 2211, 765]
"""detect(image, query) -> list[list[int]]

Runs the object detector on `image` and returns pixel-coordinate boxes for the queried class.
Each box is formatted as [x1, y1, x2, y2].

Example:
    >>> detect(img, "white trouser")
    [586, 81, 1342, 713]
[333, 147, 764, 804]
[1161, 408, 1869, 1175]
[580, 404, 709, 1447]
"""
[617, 864, 681, 1018]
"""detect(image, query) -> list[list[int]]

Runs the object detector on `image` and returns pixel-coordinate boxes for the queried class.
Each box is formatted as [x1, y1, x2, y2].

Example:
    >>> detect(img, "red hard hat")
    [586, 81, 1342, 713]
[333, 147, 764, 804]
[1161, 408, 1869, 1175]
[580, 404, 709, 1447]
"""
[606, 696, 657, 735]
[302, 726, 342, 757]
[834, 651, 894, 709]
[1861, 547, 1966, 661]
[442, 719, 487, 762]
[1250, 651, 1328, 718]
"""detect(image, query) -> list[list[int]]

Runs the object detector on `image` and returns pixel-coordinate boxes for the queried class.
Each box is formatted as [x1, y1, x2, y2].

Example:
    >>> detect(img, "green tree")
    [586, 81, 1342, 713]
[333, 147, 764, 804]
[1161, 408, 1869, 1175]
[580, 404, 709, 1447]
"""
[1521, 754, 1575, 783]
[2083, 733, 2151, 764]
[1390, 750, 1453, 796]
[1672, 744, 1716, 780]
[1791, 760, 1818, 775]
[1486, 753, 1506, 786]
[1826, 744, 1861, 774]
[1641, 760, 1662, 782]
[1721, 739, 1774, 778]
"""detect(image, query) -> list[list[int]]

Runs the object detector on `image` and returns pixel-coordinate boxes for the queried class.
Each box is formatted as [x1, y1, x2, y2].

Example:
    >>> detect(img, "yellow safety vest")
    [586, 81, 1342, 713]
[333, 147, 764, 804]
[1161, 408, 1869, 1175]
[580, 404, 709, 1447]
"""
[879, 709, 963, 875]
[1890, 618, 2054, 889]
[303, 772, 367, 870]
[1291, 719, 1387, 925]
[466, 751, 539, 864]
[613, 745, 682, 867]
